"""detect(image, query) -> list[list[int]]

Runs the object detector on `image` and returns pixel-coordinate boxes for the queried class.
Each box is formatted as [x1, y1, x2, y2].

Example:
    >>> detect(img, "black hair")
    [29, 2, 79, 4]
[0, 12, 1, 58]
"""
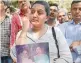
[32, 1, 50, 16]
[49, 3, 58, 10]
[71, 0, 81, 7]
[49, 3, 58, 7]
[6, 6, 16, 13]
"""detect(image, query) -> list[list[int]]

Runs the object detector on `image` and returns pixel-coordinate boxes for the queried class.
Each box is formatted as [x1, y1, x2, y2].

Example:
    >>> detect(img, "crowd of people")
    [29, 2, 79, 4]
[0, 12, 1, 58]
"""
[0, 0, 81, 63]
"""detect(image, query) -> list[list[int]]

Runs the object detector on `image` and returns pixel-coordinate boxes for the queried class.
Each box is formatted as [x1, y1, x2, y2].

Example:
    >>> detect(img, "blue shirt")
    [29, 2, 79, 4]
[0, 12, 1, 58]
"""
[58, 20, 81, 62]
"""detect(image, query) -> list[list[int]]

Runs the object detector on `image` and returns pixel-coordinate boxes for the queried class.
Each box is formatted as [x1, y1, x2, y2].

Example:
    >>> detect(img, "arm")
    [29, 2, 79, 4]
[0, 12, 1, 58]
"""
[10, 15, 30, 62]
[54, 27, 73, 63]
[10, 14, 21, 47]
[70, 41, 81, 51]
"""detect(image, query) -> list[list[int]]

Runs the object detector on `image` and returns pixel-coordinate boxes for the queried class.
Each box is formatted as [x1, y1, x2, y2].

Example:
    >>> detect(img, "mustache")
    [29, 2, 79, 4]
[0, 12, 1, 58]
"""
[50, 13, 54, 16]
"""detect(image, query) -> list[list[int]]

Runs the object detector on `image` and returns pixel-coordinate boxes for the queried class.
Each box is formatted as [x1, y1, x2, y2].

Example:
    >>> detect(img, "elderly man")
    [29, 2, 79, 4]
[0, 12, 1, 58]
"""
[10, 0, 31, 47]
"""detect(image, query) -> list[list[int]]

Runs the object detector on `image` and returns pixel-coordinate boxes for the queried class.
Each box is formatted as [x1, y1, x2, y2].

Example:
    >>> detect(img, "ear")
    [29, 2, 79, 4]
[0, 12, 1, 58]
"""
[45, 16, 49, 22]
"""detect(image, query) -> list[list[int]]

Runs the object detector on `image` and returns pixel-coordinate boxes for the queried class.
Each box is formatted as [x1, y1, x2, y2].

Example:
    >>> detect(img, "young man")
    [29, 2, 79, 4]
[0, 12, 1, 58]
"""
[46, 3, 59, 27]
[0, 0, 12, 63]
[58, 1, 81, 63]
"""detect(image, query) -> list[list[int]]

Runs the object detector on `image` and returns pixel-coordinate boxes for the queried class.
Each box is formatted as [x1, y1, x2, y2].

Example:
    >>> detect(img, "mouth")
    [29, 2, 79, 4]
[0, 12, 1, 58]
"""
[31, 19, 39, 23]
[50, 13, 55, 17]
[75, 15, 81, 18]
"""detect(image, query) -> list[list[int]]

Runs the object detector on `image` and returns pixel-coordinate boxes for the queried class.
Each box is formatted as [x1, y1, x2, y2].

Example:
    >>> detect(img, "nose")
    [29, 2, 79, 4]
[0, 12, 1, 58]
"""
[76, 9, 80, 13]
[33, 11, 38, 18]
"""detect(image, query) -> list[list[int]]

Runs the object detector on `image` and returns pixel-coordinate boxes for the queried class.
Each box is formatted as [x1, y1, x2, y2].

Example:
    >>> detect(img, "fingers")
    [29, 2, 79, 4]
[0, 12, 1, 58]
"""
[22, 17, 30, 32]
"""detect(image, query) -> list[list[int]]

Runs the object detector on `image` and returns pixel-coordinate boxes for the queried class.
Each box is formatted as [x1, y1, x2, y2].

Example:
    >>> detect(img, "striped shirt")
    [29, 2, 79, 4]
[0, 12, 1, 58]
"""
[0, 16, 11, 56]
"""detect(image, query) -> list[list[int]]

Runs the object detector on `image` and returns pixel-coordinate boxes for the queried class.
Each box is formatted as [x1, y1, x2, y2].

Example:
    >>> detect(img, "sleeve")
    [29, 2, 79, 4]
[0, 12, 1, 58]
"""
[10, 31, 22, 62]
[10, 14, 20, 47]
[54, 27, 73, 63]
[10, 43, 17, 62]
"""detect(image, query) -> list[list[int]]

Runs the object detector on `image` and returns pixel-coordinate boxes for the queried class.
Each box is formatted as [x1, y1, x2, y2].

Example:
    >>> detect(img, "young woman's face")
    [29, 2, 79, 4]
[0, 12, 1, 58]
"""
[30, 4, 47, 28]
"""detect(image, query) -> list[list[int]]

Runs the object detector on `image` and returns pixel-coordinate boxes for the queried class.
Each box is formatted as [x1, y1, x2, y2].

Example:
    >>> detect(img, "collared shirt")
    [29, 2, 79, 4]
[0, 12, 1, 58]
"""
[10, 12, 22, 47]
[0, 16, 11, 56]
[58, 20, 81, 45]
[58, 20, 81, 62]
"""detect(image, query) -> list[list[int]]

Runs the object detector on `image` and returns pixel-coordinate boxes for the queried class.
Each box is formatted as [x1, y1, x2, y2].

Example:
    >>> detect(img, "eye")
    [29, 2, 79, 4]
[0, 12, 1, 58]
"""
[31, 9, 35, 14]
[19, 1, 22, 4]
[37, 10, 44, 15]
[73, 8, 77, 11]
[79, 8, 81, 11]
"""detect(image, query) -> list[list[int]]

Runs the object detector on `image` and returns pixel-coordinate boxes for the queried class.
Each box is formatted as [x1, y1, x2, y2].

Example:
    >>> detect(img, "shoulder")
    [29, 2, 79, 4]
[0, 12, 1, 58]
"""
[12, 12, 20, 20]
[54, 27, 62, 33]
[58, 21, 72, 27]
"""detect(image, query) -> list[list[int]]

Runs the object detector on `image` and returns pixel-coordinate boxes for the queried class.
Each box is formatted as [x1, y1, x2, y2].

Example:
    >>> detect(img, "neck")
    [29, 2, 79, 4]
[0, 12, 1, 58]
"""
[47, 18, 56, 26]
[32, 25, 47, 39]
[32, 25, 45, 33]
[20, 9, 28, 16]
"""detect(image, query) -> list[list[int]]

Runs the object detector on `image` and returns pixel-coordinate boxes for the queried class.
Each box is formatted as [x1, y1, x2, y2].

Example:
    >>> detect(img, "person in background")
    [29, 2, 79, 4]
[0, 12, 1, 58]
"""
[58, 1, 81, 63]
[10, 0, 31, 47]
[46, 3, 59, 27]
[67, 12, 72, 21]
[6, 6, 16, 18]
[57, 8, 68, 24]
[10, 1, 73, 63]
[0, 0, 13, 63]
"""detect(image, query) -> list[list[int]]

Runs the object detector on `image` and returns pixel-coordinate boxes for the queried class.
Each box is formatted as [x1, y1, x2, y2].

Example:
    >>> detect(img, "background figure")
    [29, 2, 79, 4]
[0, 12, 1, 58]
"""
[57, 8, 68, 24]
[58, 1, 81, 63]
[10, 0, 31, 47]
[67, 12, 72, 21]
[0, 0, 12, 63]
[5, 6, 16, 18]
[46, 3, 59, 27]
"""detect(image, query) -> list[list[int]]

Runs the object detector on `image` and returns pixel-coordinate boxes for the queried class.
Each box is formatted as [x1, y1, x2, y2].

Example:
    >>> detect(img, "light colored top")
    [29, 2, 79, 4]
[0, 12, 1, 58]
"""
[10, 26, 73, 63]
[58, 20, 81, 62]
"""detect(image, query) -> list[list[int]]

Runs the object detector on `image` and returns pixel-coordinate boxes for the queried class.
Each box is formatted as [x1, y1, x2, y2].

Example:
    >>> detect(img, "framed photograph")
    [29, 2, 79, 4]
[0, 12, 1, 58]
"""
[16, 42, 50, 63]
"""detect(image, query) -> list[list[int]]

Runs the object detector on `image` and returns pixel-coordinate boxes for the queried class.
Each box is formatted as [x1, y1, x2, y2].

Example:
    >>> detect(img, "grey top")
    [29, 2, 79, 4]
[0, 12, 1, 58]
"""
[10, 26, 73, 63]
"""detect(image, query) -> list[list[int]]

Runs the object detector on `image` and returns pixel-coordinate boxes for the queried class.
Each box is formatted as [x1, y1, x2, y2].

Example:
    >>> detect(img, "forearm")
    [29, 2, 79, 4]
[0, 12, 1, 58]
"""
[10, 44, 17, 63]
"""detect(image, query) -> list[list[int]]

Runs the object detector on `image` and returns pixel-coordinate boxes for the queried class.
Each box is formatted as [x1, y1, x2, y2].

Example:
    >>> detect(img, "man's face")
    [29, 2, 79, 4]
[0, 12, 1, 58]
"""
[57, 11, 66, 23]
[50, 6, 58, 18]
[18, 0, 30, 11]
[71, 2, 81, 21]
